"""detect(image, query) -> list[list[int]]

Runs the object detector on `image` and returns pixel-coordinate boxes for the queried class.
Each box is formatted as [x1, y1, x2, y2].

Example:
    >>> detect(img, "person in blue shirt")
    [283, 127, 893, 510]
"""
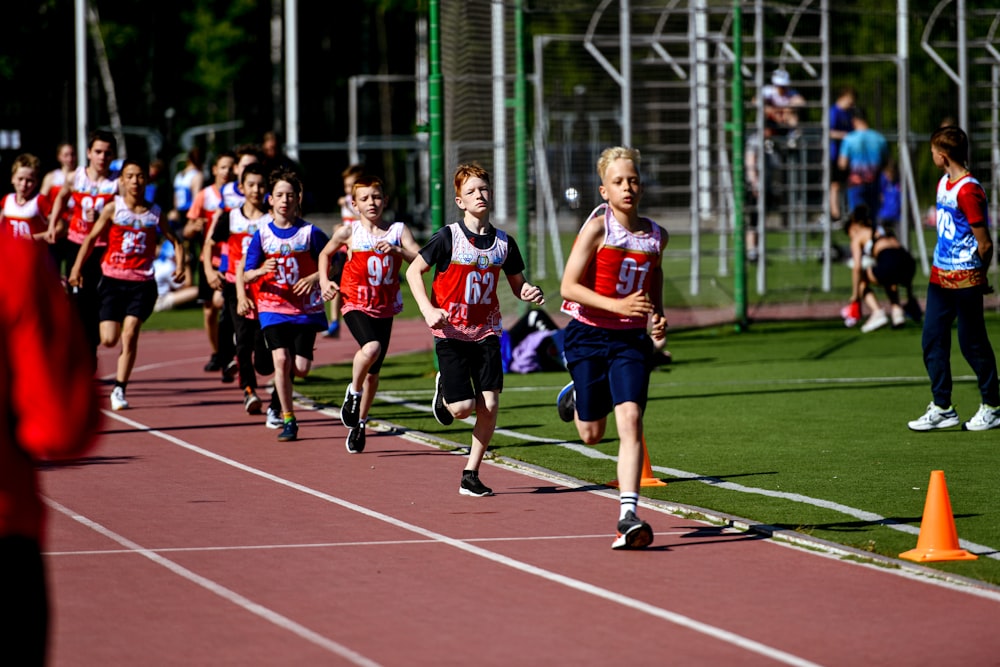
[837, 107, 888, 216]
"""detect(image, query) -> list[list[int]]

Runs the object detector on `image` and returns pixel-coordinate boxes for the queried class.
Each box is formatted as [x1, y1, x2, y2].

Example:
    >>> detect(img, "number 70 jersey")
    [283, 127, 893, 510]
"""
[430, 223, 509, 342]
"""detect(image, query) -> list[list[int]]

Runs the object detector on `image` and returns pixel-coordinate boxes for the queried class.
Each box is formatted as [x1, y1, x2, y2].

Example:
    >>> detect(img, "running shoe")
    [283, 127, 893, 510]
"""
[110, 386, 129, 411]
[432, 372, 453, 426]
[244, 389, 262, 415]
[890, 307, 906, 329]
[557, 381, 576, 423]
[904, 298, 923, 323]
[265, 407, 283, 429]
[962, 404, 1000, 431]
[860, 309, 889, 333]
[346, 425, 366, 454]
[611, 511, 654, 550]
[907, 402, 960, 431]
[459, 470, 493, 497]
[340, 385, 362, 428]
[204, 355, 222, 372]
[222, 360, 238, 383]
[277, 419, 298, 442]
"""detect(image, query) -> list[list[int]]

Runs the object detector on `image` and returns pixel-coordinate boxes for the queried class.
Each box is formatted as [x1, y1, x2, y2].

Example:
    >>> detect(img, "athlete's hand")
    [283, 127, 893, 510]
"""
[320, 278, 339, 302]
[67, 269, 82, 288]
[422, 306, 450, 330]
[616, 291, 654, 317]
[520, 282, 545, 305]
[237, 295, 255, 317]
[650, 312, 667, 341]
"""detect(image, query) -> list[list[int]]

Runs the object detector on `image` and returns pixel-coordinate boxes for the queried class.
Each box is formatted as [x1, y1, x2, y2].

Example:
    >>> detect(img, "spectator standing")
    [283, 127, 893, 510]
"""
[837, 107, 888, 215]
[828, 86, 857, 220]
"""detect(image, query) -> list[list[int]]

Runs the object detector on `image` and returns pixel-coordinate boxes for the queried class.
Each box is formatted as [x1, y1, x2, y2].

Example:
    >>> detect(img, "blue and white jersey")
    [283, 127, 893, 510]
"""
[933, 174, 986, 273]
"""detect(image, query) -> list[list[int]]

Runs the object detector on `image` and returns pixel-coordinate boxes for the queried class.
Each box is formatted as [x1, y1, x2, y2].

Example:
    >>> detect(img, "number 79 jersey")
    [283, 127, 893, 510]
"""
[430, 223, 509, 342]
[340, 220, 406, 318]
[561, 203, 665, 330]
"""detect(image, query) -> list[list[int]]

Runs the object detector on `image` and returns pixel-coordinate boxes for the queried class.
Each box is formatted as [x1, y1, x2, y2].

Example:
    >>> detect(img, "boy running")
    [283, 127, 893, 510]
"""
[68, 159, 186, 410]
[319, 175, 421, 453]
[557, 146, 666, 549]
[0, 154, 50, 243]
[241, 168, 329, 442]
[405, 163, 544, 496]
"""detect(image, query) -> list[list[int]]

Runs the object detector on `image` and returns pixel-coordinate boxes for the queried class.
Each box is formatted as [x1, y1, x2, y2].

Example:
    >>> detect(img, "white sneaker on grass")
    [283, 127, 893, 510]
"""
[860, 309, 889, 333]
[962, 404, 1000, 431]
[907, 402, 959, 431]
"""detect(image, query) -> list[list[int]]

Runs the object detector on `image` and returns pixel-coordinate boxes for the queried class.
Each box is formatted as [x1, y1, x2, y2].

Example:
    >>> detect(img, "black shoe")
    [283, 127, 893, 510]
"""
[204, 355, 222, 372]
[340, 385, 361, 428]
[556, 381, 575, 423]
[611, 511, 653, 550]
[904, 298, 923, 324]
[277, 419, 298, 442]
[346, 425, 366, 454]
[222, 360, 238, 384]
[432, 372, 453, 426]
[459, 470, 493, 497]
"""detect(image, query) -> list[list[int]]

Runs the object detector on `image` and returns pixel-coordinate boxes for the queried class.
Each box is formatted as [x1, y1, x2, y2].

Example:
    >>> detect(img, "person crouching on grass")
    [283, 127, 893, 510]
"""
[240, 168, 329, 442]
[318, 174, 422, 454]
[558, 146, 666, 550]
[405, 163, 544, 497]
[68, 159, 186, 411]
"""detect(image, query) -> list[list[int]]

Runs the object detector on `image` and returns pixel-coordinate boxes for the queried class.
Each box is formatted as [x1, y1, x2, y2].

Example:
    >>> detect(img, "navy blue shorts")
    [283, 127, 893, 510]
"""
[563, 319, 653, 421]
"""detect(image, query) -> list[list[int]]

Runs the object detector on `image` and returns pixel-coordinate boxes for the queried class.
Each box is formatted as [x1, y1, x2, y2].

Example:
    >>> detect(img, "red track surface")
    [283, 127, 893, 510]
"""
[41, 323, 1000, 666]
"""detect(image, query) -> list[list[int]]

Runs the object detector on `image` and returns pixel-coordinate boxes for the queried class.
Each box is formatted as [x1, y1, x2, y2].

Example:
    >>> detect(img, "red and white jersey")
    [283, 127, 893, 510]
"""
[47, 169, 75, 221]
[561, 204, 664, 330]
[340, 221, 406, 318]
[223, 207, 271, 284]
[1, 193, 49, 241]
[430, 223, 508, 342]
[68, 166, 118, 245]
[101, 196, 161, 282]
[188, 184, 226, 267]
[255, 222, 325, 317]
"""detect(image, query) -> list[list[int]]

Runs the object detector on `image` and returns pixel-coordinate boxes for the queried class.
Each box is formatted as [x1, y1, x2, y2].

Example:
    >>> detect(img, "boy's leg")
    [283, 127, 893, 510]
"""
[115, 316, 143, 386]
[922, 283, 958, 408]
[956, 287, 1000, 406]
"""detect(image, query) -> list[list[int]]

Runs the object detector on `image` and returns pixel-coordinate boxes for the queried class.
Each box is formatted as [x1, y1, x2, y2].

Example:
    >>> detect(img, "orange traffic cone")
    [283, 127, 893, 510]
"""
[899, 470, 978, 563]
[608, 436, 667, 488]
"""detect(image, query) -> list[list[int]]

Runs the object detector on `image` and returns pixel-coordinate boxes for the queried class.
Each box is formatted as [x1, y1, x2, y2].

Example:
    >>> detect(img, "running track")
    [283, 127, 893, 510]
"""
[41, 322, 1000, 666]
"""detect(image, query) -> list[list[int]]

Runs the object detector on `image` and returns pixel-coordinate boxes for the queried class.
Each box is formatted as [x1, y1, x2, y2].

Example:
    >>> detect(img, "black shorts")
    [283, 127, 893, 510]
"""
[98, 276, 158, 323]
[872, 247, 916, 288]
[262, 322, 318, 360]
[435, 336, 503, 403]
[343, 310, 394, 374]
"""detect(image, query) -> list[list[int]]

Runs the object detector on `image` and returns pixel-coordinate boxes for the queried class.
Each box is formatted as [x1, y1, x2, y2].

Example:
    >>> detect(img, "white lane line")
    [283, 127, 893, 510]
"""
[372, 389, 1000, 562]
[45, 531, 702, 557]
[68, 409, 822, 667]
[43, 497, 382, 667]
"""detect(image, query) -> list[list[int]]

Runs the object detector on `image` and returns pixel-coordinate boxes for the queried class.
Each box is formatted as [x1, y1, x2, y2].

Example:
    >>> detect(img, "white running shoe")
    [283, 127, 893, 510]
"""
[860, 309, 889, 333]
[110, 386, 129, 411]
[907, 402, 960, 431]
[890, 307, 906, 328]
[962, 404, 1000, 431]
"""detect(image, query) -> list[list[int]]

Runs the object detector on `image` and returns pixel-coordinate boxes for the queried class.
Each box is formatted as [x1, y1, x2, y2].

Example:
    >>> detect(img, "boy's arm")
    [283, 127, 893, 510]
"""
[318, 225, 351, 300]
[397, 226, 423, 263]
[235, 256, 255, 316]
[157, 210, 187, 282]
[46, 185, 71, 241]
[405, 253, 448, 329]
[505, 272, 545, 305]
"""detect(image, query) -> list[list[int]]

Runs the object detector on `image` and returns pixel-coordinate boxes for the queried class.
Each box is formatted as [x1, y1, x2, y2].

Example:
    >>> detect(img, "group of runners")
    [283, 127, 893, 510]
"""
[1, 136, 670, 551]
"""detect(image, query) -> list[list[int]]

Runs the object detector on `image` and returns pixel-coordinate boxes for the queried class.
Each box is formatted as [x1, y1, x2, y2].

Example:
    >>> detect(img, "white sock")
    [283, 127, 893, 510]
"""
[619, 492, 639, 520]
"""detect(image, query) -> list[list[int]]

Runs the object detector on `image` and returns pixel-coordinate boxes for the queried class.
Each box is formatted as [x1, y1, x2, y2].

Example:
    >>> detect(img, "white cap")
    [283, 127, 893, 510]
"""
[771, 69, 791, 86]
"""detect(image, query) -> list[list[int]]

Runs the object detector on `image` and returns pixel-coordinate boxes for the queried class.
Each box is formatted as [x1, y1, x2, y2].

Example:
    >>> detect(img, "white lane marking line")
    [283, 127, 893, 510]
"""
[43, 497, 382, 667]
[78, 410, 821, 667]
[45, 531, 702, 557]
[371, 389, 1000, 563]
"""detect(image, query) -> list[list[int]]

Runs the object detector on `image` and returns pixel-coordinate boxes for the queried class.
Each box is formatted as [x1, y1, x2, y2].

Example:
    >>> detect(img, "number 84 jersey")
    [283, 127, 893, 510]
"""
[561, 203, 665, 330]
[431, 222, 509, 341]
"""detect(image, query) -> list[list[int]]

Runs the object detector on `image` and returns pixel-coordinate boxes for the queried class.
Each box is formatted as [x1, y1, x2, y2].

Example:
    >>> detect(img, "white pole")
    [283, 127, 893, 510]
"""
[284, 0, 300, 161]
[492, 0, 508, 222]
[620, 0, 632, 145]
[75, 0, 88, 159]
